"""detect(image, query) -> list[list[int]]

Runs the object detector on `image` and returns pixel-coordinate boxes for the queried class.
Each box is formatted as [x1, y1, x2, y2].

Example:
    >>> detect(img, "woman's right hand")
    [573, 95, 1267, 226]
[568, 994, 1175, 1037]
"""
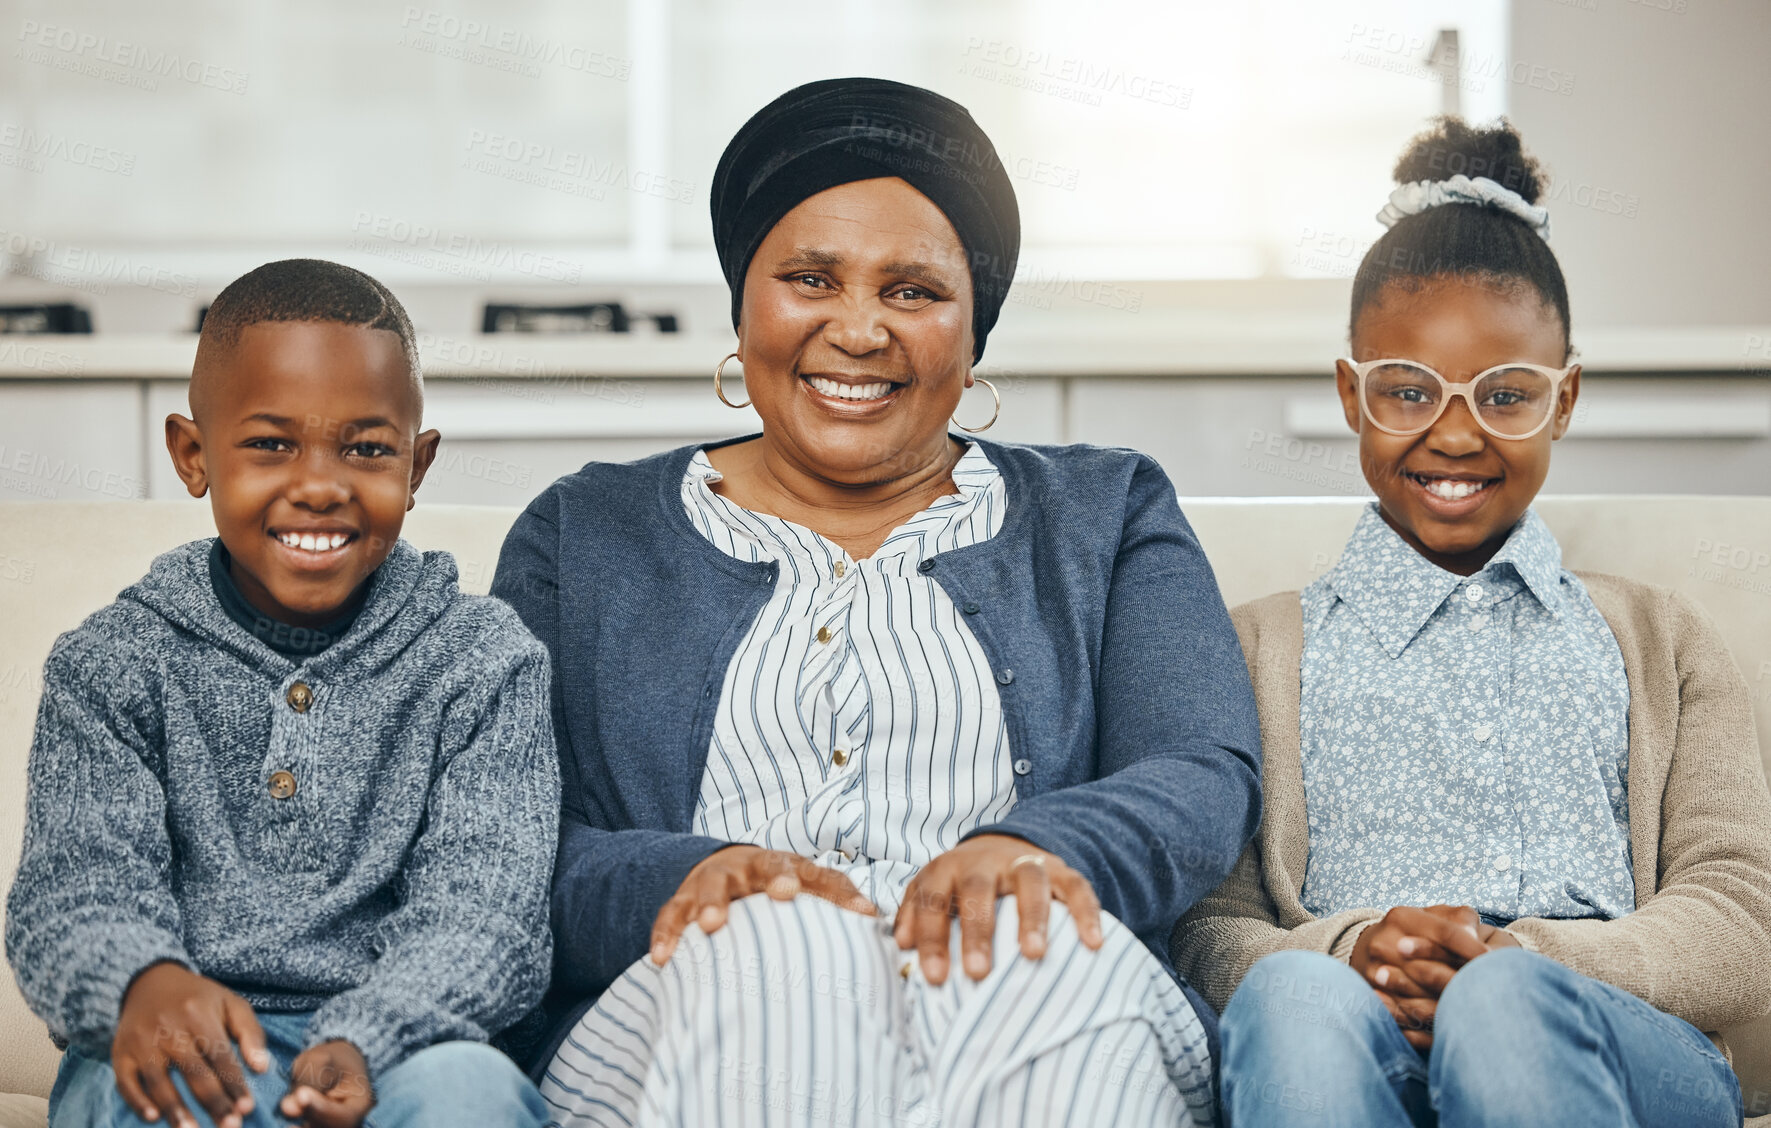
[649, 845, 877, 965]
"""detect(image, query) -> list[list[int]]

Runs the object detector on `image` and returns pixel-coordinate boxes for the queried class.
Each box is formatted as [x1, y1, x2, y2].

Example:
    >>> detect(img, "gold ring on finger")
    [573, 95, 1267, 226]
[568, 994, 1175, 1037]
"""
[1009, 853, 1048, 872]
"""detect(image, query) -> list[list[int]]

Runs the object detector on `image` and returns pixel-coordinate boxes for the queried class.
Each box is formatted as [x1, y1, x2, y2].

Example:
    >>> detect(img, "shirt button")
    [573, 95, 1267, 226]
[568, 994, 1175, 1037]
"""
[1465, 584, 1486, 603]
[832, 748, 850, 767]
[833, 561, 847, 579]
[1473, 723, 1494, 742]
[1492, 855, 1512, 872]
[1013, 758, 1032, 776]
[961, 601, 981, 615]
[917, 558, 936, 574]
[267, 770, 298, 800]
[285, 682, 313, 713]
[1467, 616, 1487, 633]
[996, 668, 1014, 685]
[817, 626, 833, 644]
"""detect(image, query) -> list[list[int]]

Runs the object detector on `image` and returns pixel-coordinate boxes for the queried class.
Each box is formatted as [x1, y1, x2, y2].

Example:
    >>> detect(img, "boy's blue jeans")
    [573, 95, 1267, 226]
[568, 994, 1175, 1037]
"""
[48, 1011, 546, 1128]
[1220, 948, 1743, 1127]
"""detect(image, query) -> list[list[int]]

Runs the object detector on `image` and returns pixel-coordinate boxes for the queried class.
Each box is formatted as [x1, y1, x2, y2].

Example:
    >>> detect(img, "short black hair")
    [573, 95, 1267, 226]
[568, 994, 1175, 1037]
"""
[1350, 117, 1571, 359]
[198, 258, 420, 376]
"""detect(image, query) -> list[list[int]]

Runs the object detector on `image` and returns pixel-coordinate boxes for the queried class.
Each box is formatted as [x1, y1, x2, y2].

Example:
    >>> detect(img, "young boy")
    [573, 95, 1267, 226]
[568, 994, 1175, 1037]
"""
[5, 259, 558, 1128]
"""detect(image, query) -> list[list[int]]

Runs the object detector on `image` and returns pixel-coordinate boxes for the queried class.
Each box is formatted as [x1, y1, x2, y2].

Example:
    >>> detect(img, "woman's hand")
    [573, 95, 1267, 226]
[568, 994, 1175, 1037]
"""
[112, 961, 269, 1128]
[893, 833, 1103, 985]
[650, 845, 877, 965]
[279, 1040, 373, 1128]
[1352, 904, 1519, 1049]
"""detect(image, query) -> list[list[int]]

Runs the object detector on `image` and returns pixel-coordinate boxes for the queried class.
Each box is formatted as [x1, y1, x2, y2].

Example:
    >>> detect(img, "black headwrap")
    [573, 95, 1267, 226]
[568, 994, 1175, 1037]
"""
[711, 77, 1021, 363]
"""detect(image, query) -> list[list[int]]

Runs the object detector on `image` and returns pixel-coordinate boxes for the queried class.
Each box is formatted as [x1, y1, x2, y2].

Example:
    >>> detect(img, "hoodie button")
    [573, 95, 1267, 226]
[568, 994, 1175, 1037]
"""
[286, 682, 313, 713]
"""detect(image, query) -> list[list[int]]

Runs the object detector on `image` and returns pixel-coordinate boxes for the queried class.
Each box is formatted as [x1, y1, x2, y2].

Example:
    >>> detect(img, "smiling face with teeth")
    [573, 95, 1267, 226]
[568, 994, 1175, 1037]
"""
[166, 320, 441, 628]
[720, 177, 977, 496]
[1336, 276, 1580, 575]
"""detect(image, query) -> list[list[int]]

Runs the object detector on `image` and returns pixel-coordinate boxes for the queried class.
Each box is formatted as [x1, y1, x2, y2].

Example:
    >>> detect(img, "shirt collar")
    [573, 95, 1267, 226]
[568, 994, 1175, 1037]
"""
[1484, 508, 1568, 615]
[684, 441, 998, 543]
[687, 441, 995, 481]
[1319, 504, 1568, 658]
[207, 538, 366, 658]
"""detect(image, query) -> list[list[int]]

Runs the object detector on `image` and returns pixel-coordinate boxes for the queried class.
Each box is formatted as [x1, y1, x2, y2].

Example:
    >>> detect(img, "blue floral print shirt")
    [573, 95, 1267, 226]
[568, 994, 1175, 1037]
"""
[1297, 504, 1634, 923]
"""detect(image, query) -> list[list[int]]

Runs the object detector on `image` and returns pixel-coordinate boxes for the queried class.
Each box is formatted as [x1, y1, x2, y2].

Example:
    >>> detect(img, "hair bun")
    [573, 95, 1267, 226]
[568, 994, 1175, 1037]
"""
[1393, 116, 1545, 205]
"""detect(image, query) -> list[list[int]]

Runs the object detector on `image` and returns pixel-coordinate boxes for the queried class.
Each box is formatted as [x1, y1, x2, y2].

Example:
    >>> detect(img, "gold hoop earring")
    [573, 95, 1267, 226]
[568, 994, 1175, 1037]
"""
[714, 352, 750, 409]
[953, 377, 1000, 433]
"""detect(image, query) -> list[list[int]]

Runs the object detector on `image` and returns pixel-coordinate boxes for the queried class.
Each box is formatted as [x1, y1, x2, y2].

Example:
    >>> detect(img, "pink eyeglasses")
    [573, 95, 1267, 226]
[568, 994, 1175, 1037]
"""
[1341, 357, 1576, 440]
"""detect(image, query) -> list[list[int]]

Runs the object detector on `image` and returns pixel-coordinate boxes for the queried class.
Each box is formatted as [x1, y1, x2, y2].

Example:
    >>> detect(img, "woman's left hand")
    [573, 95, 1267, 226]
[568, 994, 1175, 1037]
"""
[893, 833, 1103, 984]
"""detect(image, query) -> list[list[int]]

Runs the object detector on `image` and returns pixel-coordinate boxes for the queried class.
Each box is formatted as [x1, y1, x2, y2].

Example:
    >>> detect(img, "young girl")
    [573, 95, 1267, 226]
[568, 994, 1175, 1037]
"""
[1171, 119, 1771, 1127]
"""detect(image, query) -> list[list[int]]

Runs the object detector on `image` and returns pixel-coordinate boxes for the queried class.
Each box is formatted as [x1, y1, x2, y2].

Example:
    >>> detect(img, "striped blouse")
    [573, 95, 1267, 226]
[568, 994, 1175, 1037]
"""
[680, 442, 1013, 915]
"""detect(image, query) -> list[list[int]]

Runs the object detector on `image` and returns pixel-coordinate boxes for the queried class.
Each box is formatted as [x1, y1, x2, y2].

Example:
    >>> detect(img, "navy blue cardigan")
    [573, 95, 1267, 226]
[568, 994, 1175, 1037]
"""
[490, 435, 1261, 1066]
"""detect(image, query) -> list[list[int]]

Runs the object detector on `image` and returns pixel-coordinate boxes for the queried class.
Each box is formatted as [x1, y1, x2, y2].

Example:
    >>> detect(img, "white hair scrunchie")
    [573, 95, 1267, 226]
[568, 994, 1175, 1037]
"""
[1377, 174, 1552, 243]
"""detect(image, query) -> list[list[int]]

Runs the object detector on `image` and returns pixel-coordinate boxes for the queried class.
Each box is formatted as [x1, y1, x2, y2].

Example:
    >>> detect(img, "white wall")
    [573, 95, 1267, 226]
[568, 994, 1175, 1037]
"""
[1508, 0, 1771, 330]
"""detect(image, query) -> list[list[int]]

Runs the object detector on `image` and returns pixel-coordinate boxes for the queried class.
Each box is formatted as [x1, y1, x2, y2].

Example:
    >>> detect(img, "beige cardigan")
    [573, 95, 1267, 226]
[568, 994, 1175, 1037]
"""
[1171, 572, 1771, 1049]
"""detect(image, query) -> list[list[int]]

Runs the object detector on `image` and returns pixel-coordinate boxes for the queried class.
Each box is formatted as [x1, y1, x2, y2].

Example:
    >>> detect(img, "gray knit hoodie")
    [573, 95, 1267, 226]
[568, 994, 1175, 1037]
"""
[4, 537, 559, 1077]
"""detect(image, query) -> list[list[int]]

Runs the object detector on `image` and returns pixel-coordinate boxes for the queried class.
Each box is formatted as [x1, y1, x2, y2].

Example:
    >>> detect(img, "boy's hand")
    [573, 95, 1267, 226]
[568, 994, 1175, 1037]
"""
[113, 961, 269, 1128]
[280, 1040, 373, 1128]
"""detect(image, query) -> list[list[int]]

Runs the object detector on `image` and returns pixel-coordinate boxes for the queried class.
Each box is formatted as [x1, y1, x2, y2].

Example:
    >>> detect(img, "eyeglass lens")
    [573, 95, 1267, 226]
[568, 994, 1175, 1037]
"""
[1363, 362, 1554, 437]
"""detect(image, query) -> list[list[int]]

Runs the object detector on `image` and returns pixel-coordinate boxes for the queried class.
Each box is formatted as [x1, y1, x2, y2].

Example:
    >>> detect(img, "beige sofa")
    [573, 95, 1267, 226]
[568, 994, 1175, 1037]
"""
[2, 496, 1768, 1127]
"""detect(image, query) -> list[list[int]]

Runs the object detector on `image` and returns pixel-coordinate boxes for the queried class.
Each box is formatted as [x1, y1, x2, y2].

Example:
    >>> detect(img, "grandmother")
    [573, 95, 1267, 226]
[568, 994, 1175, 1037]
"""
[491, 77, 1260, 1127]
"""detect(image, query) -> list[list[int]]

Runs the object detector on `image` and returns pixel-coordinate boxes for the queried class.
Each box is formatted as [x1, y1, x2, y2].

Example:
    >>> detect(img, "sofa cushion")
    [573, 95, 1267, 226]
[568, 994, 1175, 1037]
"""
[1, 496, 1766, 1108]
